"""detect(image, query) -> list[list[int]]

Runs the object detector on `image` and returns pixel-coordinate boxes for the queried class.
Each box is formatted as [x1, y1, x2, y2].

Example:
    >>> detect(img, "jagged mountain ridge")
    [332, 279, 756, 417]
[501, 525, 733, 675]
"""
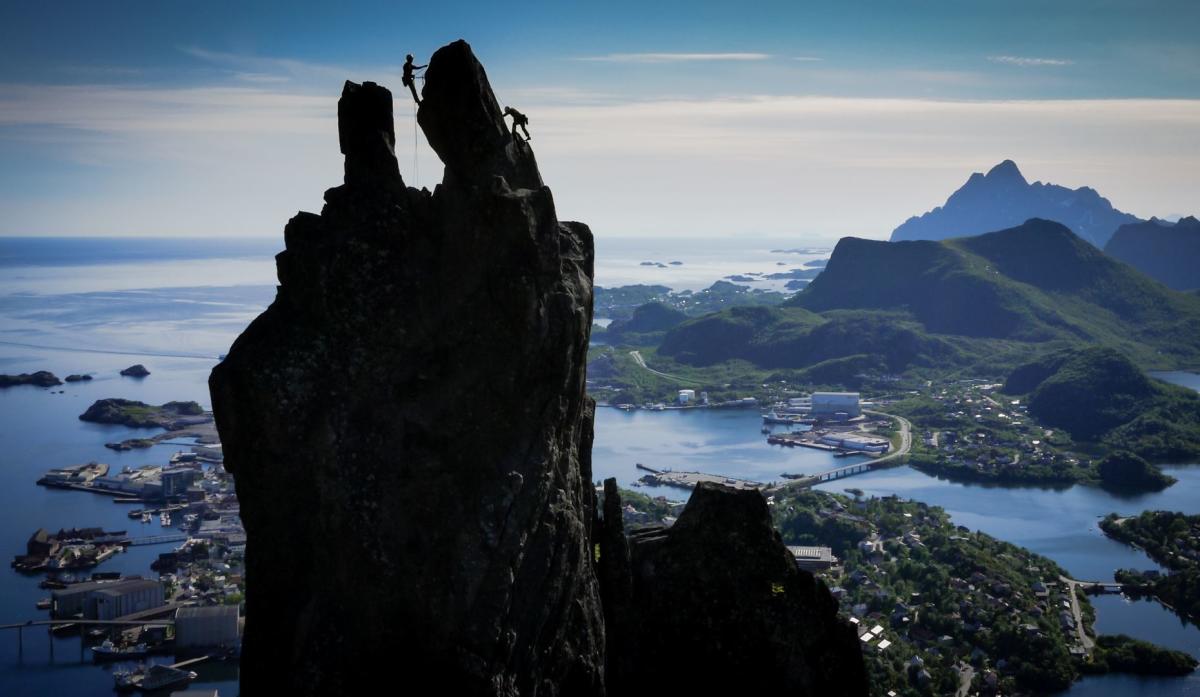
[1105, 216, 1200, 290]
[890, 160, 1142, 247]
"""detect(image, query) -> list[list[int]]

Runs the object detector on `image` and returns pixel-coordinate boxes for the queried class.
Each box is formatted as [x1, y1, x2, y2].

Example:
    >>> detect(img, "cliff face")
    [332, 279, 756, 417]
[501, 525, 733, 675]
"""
[212, 39, 867, 697]
[210, 40, 603, 696]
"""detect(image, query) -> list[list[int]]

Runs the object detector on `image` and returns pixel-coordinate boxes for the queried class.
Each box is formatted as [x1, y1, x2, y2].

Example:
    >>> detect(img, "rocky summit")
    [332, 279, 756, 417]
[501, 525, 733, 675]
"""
[211, 39, 866, 696]
[600, 481, 868, 696]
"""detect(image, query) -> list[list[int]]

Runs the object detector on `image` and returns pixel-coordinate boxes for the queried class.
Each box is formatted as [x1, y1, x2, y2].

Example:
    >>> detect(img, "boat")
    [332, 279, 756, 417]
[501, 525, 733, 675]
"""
[141, 513, 151, 524]
[762, 410, 796, 425]
[116, 663, 197, 692]
[35, 597, 52, 610]
[93, 640, 149, 662]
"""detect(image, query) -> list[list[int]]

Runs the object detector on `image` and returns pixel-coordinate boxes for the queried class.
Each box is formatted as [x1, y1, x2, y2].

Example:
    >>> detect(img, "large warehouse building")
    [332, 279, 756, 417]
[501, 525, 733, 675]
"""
[175, 605, 240, 649]
[810, 392, 861, 418]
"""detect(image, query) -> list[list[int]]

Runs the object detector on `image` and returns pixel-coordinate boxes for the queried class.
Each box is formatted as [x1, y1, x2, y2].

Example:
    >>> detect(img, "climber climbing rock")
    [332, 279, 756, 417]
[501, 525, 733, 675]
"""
[402, 53, 426, 104]
[503, 106, 531, 141]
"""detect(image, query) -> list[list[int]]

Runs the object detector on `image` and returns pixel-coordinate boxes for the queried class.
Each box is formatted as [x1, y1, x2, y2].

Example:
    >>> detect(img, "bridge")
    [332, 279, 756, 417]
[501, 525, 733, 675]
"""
[768, 462, 879, 490]
[123, 533, 188, 547]
[0, 617, 175, 661]
[1, 602, 190, 660]
[765, 411, 913, 493]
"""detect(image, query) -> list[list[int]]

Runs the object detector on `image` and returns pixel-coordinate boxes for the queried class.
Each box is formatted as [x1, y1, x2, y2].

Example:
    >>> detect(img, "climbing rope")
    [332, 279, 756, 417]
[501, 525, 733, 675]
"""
[411, 73, 426, 188]
[412, 98, 419, 188]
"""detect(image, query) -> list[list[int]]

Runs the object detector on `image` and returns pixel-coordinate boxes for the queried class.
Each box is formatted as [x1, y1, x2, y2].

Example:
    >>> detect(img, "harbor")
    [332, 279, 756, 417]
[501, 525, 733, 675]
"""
[634, 463, 767, 491]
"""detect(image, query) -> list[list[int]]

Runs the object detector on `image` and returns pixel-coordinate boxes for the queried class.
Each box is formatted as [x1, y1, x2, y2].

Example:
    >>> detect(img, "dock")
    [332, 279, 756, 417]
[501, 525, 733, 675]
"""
[636, 468, 765, 492]
[767, 433, 841, 451]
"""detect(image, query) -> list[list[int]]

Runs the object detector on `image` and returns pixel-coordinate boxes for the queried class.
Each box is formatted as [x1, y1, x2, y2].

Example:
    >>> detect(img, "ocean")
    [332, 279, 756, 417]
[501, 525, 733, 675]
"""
[1, 236, 1198, 696]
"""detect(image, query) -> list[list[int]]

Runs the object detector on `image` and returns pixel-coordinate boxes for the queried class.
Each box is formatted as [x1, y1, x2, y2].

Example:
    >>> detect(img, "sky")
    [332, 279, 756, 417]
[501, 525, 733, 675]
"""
[0, 1, 1197, 241]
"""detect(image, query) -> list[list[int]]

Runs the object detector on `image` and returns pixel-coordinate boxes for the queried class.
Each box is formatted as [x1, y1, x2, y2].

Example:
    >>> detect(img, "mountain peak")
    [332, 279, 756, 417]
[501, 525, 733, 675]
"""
[985, 159, 1027, 184]
[890, 160, 1141, 246]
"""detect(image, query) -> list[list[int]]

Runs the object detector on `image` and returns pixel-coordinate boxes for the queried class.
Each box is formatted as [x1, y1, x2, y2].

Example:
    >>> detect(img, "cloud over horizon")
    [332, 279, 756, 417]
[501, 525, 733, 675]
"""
[2, 69, 1197, 240]
[574, 52, 771, 63]
[988, 55, 1074, 67]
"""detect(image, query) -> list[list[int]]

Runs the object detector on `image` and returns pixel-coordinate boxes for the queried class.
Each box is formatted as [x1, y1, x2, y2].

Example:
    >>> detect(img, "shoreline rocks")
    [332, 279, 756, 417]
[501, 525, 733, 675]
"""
[0, 371, 62, 388]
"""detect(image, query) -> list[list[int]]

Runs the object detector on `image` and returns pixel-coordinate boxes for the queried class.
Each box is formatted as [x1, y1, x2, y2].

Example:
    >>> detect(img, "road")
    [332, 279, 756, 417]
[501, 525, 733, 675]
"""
[627, 350, 704, 386]
[955, 663, 975, 697]
[864, 410, 912, 466]
[1058, 576, 1095, 652]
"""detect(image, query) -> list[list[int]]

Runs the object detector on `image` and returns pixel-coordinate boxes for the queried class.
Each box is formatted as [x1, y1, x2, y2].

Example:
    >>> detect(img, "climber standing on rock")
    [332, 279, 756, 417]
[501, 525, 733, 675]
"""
[503, 106, 531, 141]
[402, 54, 426, 104]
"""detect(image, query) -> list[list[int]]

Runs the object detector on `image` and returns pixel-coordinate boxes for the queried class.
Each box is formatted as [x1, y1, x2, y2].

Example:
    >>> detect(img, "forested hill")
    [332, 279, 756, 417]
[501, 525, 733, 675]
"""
[785, 219, 1200, 366]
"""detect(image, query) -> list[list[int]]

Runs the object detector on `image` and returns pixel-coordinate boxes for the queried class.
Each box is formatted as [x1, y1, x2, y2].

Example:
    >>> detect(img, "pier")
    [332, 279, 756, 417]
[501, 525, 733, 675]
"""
[123, 533, 188, 547]
[635, 464, 765, 492]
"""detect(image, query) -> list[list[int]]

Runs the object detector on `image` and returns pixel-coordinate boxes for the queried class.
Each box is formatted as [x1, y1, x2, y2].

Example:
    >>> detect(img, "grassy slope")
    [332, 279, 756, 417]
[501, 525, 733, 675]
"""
[658, 219, 1200, 377]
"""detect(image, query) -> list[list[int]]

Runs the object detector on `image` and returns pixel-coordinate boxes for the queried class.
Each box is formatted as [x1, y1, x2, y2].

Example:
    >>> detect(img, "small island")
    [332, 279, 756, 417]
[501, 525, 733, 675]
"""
[80, 398, 205, 428]
[64, 374, 93, 382]
[1102, 511, 1200, 623]
[0, 371, 62, 388]
[79, 398, 218, 450]
[120, 364, 151, 377]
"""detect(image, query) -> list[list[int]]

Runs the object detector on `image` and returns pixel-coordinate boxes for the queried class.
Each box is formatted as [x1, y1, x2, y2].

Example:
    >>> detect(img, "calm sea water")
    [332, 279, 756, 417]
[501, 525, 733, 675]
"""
[0, 236, 1196, 696]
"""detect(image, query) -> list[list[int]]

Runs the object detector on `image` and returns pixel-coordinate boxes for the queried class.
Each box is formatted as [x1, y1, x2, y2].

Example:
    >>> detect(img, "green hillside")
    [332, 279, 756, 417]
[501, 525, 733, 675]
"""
[599, 301, 688, 346]
[1004, 346, 1200, 463]
[785, 219, 1200, 367]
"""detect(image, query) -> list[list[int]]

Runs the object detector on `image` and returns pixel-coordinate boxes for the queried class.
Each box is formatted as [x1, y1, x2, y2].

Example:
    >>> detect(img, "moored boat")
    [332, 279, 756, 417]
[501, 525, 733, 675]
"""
[92, 640, 149, 662]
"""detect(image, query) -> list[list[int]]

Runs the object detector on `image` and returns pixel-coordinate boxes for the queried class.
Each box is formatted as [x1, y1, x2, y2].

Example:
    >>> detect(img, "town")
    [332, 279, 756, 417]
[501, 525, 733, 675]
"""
[11, 433, 244, 693]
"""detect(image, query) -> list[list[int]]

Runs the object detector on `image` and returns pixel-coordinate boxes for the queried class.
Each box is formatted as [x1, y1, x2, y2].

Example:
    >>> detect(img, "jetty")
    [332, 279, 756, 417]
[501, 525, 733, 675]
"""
[635, 464, 765, 492]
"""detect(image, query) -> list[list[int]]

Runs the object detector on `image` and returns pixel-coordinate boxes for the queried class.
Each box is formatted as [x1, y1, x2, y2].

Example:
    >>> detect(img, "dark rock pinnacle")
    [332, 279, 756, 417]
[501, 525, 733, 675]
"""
[212, 38, 867, 697]
[211, 39, 602, 697]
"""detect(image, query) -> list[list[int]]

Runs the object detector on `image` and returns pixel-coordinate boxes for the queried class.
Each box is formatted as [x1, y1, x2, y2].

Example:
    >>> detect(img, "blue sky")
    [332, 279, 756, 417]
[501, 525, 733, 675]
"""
[1, 1, 1198, 238]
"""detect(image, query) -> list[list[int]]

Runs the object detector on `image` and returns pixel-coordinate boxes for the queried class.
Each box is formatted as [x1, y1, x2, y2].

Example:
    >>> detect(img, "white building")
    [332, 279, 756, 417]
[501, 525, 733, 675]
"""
[818, 434, 890, 453]
[787, 545, 839, 572]
[678, 389, 696, 405]
[811, 392, 861, 418]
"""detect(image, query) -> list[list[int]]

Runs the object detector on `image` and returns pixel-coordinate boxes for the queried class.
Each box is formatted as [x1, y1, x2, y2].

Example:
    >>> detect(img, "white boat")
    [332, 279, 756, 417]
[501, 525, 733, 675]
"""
[93, 640, 148, 662]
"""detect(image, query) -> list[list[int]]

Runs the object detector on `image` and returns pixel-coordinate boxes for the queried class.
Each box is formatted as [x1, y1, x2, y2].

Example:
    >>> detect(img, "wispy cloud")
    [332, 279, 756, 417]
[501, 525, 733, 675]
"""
[988, 55, 1074, 67]
[575, 52, 770, 63]
[2, 76, 1198, 238]
[792, 56, 824, 62]
[179, 46, 399, 85]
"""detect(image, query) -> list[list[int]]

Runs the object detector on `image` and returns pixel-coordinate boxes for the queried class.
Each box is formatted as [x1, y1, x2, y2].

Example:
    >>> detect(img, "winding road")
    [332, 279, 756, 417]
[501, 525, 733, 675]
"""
[864, 410, 912, 466]
[627, 350, 704, 386]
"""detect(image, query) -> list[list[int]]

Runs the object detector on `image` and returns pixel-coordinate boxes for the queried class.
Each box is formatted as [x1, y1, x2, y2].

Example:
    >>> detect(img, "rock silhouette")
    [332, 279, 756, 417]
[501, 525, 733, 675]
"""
[599, 481, 867, 695]
[211, 39, 866, 696]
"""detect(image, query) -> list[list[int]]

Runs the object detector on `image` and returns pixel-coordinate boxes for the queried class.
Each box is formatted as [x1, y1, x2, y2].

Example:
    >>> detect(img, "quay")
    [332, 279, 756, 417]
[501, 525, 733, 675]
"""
[636, 467, 766, 492]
